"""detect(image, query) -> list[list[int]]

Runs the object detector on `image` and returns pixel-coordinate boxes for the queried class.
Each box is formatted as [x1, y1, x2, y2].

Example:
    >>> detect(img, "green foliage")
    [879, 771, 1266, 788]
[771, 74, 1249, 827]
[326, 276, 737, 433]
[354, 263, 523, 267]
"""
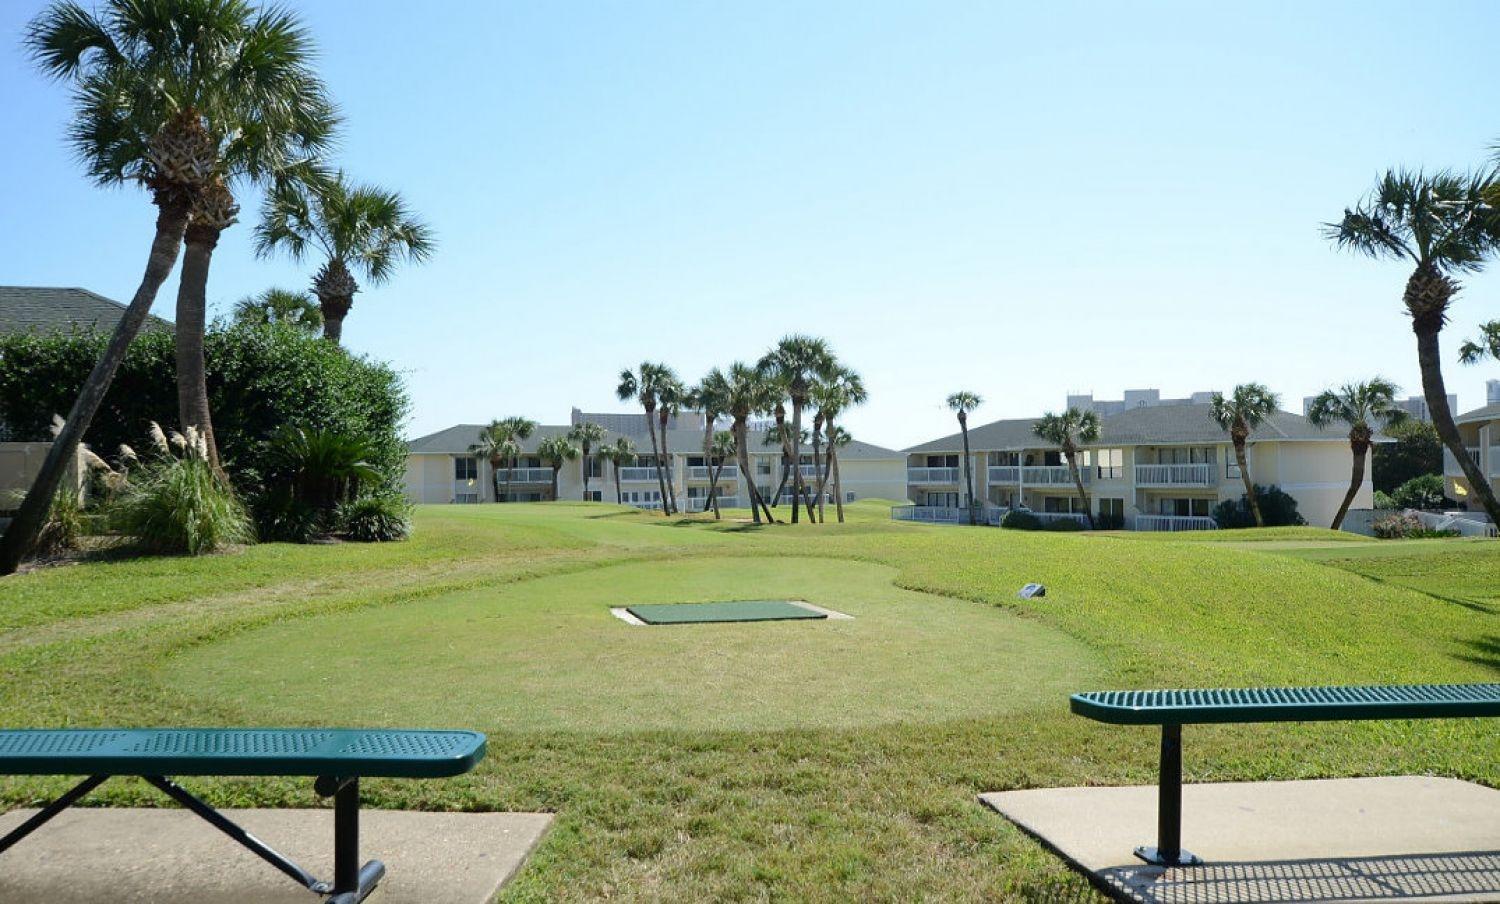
[36, 485, 85, 557]
[1372, 420, 1442, 493]
[1389, 473, 1451, 510]
[1042, 518, 1085, 531]
[999, 510, 1042, 530]
[0, 323, 409, 493]
[1212, 485, 1306, 529]
[1371, 511, 1458, 540]
[337, 492, 413, 542]
[110, 440, 253, 555]
[1373, 490, 1397, 510]
[256, 426, 382, 540]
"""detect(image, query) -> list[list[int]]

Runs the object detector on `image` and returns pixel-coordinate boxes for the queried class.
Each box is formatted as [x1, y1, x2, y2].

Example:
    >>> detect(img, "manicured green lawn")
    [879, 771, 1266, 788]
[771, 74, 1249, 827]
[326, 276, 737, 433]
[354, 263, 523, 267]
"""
[0, 501, 1494, 901]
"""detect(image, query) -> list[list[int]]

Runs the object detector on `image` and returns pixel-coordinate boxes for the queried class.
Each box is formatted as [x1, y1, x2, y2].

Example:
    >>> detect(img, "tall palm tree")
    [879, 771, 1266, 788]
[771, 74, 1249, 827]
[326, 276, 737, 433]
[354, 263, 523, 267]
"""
[690, 370, 731, 518]
[599, 437, 635, 505]
[1326, 170, 1500, 525]
[813, 367, 867, 523]
[255, 171, 434, 344]
[537, 436, 579, 501]
[5, 0, 311, 573]
[617, 363, 675, 514]
[656, 373, 687, 514]
[1459, 320, 1500, 365]
[1032, 407, 1101, 529]
[567, 421, 607, 501]
[1307, 379, 1408, 530]
[708, 430, 736, 519]
[946, 391, 983, 524]
[724, 362, 778, 524]
[231, 288, 324, 333]
[472, 416, 536, 503]
[1209, 384, 1280, 528]
[758, 335, 837, 523]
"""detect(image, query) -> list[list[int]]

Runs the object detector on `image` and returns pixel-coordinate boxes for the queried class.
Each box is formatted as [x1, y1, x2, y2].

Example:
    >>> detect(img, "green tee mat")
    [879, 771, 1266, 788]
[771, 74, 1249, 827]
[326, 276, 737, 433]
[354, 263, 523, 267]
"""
[625, 600, 826, 624]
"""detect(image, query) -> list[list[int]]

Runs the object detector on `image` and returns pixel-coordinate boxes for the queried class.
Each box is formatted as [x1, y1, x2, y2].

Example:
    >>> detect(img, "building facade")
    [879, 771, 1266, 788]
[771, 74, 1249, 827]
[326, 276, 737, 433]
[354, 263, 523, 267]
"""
[403, 416, 908, 509]
[902, 399, 1375, 530]
[1443, 380, 1500, 513]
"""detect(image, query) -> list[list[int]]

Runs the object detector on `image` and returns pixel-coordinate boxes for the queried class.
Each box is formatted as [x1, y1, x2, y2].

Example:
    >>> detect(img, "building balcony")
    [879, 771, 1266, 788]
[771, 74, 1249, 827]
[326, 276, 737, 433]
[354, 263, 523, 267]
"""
[687, 465, 738, 480]
[1134, 463, 1217, 487]
[907, 466, 959, 484]
[892, 504, 973, 523]
[987, 466, 1019, 483]
[496, 468, 552, 484]
[686, 496, 740, 512]
[1134, 514, 1218, 532]
[1021, 466, 1086, 486]
[619, 467, 665, 482]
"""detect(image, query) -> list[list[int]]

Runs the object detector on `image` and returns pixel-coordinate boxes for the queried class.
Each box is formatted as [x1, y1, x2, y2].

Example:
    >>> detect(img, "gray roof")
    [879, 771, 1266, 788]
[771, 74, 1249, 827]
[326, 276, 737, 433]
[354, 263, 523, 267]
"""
[905, 403, 1350, 453]
[408, 423, 902, 459]
[1456, 402, 1500, 425]
[0, 286, 172, 334]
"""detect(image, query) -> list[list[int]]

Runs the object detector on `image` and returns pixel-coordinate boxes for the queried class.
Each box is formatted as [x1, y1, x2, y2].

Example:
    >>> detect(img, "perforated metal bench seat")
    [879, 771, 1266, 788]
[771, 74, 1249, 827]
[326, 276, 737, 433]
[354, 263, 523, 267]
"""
[1068, 684, 1499, 869]
[0, 728, 486, 777]
[1071, 683, 1500, 725]
[0, 728, 487, 903]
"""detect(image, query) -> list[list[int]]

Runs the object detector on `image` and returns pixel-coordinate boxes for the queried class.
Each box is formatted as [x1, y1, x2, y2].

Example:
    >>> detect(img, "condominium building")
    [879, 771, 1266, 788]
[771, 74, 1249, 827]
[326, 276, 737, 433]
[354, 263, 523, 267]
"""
[901, 396, 1375, 530]
[1443, 380, 1500, 513]
[403, 415, 907, 509]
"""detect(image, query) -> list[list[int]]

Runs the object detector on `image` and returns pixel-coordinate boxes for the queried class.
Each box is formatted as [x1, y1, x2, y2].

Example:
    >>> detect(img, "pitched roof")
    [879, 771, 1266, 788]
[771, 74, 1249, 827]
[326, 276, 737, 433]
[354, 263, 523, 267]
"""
[1456, 402, 1500, 425]
[408, 423, 903, 459]
[0, 286, 172, 334]
[904, 404, 1349, 453]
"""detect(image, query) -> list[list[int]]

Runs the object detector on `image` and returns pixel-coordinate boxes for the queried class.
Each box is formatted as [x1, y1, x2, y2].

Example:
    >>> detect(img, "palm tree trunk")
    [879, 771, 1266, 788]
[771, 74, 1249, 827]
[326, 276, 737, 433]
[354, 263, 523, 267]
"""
[174, 226, 221, 470]
[790, 402, 804, 523]
[1234, 437, 1263, 527]
[658, 410, 677, 513]
[1065, 448, 1095, 529]
[491, 458, 501, 502]
[581, 444, 591, 500]
[320, 294, 352, 344]
[960, 419, 974, 524]
[0, 202, 192, 574]
[551, 466, 560, 500]
[737, 418, 774, 523]
[772, 456, 790, 507]
[1415, 324, 1500, 524]
[812, 424, 826, 523]
[831, 446, 846, 523]
[644, 405, 670, 513]
[614, 464, 623, 504]
[709, 459, 724, 520]
[1332, 436, 1368, 530]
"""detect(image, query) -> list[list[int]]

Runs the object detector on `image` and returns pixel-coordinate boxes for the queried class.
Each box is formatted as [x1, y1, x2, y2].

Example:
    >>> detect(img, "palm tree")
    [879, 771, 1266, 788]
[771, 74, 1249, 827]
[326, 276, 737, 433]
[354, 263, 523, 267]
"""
[708, 430, 736, 518]
[724, 362, 778, 524]
[2, 0, 314, 572]
[231, 288, 324, 333]
[690, 370, 731, 517]
[255, 171, 434, 344]
[599, 437, 635, 504]
[758, 335, 837, 524]
[813, 367, 867, 523]
[1326, 170, 1500, 525]
[656, 374, 687, 514]
[471, 417, 536, 502]
[537, 436, 579, 501]
[567, 421, 607, 501]
[1307, 379, 1408, 530]
[1032, 407, 1101, 529]
[946, 391, 983, 524]
[617, 363, 675, 514]
[1209, 384, 1280, 527]
[1459, 320, 1500, 365]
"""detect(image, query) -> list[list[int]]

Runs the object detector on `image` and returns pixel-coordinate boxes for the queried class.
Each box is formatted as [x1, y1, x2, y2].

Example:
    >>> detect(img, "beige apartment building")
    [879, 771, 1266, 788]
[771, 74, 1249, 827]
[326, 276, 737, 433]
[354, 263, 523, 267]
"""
[901, 396, 1372, 531]
[403, 410, 907, 510]
[1443, 380, 1500, 512]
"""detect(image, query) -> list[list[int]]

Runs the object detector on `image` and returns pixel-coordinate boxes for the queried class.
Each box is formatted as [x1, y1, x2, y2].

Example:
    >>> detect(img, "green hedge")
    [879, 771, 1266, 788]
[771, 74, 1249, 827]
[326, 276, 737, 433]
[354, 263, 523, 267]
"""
[0, 323, 409, 493]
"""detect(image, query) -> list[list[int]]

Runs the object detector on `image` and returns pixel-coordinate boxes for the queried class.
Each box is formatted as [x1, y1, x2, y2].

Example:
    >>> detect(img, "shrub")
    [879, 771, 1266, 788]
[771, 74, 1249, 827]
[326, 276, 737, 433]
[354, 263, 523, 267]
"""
[1212, 485, 1305, 529]
[253, 426, 384, 541]
[338, 492, 413, 542]
[1043, 517, 1085, 531]
[35, 485, 85, 557]
[110, 425, 254, 555]
[1389, 473, 1451, 511]
[1000, 510, 1042, 530]
[1373, 420, 1442, 493]
[1373, 489, 1397, 510]
[1372, 511, 1458, 540]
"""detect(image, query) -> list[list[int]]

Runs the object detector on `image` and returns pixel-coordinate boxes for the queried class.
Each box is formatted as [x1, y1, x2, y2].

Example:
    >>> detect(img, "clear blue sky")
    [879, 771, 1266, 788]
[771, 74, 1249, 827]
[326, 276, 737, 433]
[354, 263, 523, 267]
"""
[2, 1, 1498, 448]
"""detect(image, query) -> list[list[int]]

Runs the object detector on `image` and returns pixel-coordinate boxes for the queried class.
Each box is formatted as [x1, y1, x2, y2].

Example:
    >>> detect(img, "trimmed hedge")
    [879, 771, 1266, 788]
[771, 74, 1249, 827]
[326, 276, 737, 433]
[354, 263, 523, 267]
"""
[1212, 485, 1305, 529]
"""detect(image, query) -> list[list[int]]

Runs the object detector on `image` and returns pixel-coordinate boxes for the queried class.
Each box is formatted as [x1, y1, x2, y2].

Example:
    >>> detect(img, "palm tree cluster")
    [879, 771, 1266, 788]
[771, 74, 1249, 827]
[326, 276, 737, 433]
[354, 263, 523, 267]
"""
[2, 0, 432, 575]
[615, 336, 866, 524]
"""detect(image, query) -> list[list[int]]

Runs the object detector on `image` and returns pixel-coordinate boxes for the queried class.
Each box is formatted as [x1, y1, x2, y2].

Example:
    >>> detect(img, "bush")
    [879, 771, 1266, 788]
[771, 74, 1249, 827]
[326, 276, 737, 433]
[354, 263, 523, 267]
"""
[1373, 490, 1397, 510]
[1373, 420, 1442, 494]
[1212, 485, 1306, 529]
[1043, 517, 1086, 531]
[35, 485, 85, 557]
[110, 426, 254, 555]
[1389, 473, 1451, 511]
[338, 492, 413, 542]
[1000, 510, 1042, 530]
[1371, 511, 1458, 540]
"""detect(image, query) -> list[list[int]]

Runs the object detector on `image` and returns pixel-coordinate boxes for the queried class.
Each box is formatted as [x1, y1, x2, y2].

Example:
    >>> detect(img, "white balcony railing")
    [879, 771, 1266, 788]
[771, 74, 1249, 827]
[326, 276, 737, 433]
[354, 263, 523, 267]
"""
[1021, 466, 1086, 486]
[892, 504, 973, 523]
[687, 465, 738, 480]
[1135, 514, 1217, 532]
[1135, 463, 1216, 487]
[1033, 511, 1090, 526]
[907, 467, 960, 484]
[798, 464, 823, 478]
[987, 466, 1019, 483]
[619, 467, 663, 482]
[497, 468, 552, 484]
[686, 496, 740, 512]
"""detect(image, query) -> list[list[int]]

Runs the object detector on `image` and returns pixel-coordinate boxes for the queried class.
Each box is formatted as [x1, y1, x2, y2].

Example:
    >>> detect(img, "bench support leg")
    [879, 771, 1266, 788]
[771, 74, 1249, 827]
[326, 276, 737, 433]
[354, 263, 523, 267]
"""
[0, 774, 108, 856]
[1134, 724, 1202, 867]
[318, 776, 385, 904]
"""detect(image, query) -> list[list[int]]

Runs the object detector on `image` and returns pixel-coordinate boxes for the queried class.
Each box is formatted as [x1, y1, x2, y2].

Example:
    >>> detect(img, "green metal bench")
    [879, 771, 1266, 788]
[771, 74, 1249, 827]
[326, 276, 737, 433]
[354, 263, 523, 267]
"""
[0, 728, 486, 903]
[1070, 684, 1500, 867]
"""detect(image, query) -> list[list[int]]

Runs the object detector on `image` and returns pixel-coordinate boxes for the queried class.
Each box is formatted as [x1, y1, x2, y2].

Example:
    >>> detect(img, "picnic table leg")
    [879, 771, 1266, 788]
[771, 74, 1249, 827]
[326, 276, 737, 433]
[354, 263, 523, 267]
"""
[0, 774, 108, 855]
[1134, 724, 1201, 867]
[320, 776, 385, 904]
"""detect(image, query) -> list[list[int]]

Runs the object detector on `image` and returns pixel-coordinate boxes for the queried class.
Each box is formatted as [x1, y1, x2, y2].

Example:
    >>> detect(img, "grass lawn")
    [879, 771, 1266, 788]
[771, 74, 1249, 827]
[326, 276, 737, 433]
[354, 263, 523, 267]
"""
[1, 501, 1495, 901]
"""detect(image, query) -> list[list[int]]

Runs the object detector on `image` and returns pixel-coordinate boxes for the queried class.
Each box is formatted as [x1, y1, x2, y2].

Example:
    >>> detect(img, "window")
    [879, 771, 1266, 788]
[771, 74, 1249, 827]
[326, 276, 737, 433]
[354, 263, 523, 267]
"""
[927, 454, 959, 468]
[989, 451, 1019, 466]
[1225, 448, 1241, 479]
[757, 460, 772, 475]
[846, 492, 856, 502]
[1094, 449, 1124, 479]
[1098, 498, 1124, 519]
[925, 492, 959, 507]
[1159, 497, 1211, 517]
[586, 490, 601, 502]
[454, 457, 478, 481]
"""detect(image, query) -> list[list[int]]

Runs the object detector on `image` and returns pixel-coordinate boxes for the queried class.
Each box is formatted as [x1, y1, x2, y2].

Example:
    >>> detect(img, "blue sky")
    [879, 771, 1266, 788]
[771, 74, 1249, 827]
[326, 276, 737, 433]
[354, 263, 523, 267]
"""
[2, 1, 1498, 448]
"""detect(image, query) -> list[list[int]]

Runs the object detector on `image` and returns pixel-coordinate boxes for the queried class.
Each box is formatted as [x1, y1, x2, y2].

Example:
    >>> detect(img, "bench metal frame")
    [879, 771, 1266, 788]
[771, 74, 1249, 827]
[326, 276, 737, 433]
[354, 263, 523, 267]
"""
[1070, 683, 1500, 868]
[0, 774, 383, 903]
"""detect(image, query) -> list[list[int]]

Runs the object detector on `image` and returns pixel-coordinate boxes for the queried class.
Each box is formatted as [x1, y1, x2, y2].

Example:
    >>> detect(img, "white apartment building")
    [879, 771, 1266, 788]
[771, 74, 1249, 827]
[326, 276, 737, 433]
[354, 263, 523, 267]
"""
[901, 398, 1375, 530]
[403, 412, 908, 510]
[1443, 380, 1500, 513]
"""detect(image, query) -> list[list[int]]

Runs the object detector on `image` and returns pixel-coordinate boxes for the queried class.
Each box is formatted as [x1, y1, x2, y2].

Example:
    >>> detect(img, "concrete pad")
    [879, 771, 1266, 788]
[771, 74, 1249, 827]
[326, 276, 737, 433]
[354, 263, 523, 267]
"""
[0, 806, 552, 903]
[981, 776, 1500, 903]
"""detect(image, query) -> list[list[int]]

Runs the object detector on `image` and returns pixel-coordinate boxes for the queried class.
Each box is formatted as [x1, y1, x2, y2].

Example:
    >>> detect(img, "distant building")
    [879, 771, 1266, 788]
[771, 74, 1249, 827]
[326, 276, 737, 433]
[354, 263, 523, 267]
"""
[1302, 392, 1458, 424]
[1066, 389, 1215, 417]
[0, 286, 172, 335]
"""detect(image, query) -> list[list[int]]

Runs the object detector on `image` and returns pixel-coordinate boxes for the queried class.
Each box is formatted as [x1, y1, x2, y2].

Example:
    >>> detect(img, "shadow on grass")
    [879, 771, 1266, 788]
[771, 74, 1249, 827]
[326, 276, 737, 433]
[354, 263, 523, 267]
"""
[1457, 635, 1500, 675]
